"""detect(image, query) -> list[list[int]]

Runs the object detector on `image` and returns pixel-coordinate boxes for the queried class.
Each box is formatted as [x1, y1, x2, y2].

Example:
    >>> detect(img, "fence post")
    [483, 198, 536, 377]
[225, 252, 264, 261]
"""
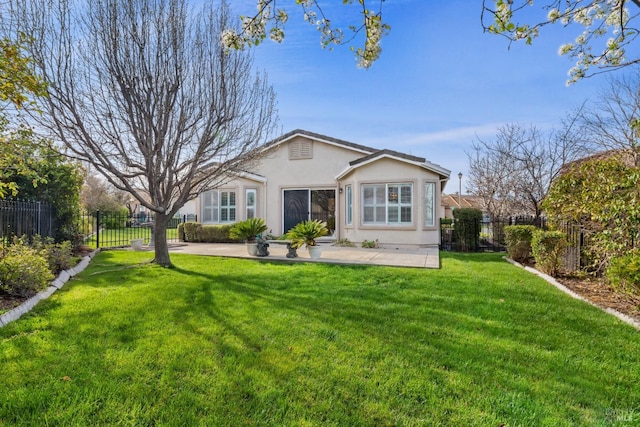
[96, 210, 100, 248]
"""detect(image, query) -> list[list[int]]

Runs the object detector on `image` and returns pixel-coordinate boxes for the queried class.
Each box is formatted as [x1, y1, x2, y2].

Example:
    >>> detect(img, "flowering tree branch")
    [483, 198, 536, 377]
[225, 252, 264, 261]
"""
[221, 0, 389, 69]
[482, 0, 640, 84]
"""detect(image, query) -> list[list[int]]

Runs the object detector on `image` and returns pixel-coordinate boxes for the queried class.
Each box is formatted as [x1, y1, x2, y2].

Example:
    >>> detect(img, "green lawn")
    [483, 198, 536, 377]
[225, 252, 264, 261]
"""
[84, 227, 179, 248]
[1, 251, 639, 426]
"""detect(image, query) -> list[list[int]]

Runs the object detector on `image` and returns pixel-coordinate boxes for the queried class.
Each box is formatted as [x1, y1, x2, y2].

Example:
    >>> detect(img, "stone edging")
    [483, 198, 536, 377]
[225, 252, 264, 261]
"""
[505, 257, 640, 331]
[0, 249, 101, 328]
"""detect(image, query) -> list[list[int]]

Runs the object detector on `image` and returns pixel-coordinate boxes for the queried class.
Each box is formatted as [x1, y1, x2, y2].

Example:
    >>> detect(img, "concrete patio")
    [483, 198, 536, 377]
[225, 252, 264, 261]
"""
[168, 242, 440, 269]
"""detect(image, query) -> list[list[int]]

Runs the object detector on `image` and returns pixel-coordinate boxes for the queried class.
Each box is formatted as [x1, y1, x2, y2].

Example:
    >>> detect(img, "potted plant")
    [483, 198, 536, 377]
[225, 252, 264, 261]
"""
[229, 218, 268, 256]
[286, 219, 329, 260]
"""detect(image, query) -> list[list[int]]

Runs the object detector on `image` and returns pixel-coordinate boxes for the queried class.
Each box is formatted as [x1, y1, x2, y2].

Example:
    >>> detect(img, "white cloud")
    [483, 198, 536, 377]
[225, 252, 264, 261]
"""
[400, 123, 505, 146]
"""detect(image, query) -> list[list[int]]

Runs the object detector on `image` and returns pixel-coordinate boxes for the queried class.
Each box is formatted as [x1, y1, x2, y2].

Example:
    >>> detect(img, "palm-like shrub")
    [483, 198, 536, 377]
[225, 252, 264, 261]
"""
[287, 220, 328, 248]
[229, 218, 268, 243]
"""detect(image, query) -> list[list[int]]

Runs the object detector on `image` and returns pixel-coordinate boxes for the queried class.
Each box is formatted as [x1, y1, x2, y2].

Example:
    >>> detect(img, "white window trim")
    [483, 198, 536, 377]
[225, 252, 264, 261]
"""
[345, 185, 353, 226]
[424, 181, 436, 227]
[246, 189, 257, 219]
[202, 189, 237, 224]
[361, 183, 413, 225]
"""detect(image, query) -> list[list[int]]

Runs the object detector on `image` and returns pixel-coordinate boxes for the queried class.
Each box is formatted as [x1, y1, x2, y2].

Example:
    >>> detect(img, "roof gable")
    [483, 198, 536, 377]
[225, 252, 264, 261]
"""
[261, 129, 376, 156]
[336, 149, 450, 180]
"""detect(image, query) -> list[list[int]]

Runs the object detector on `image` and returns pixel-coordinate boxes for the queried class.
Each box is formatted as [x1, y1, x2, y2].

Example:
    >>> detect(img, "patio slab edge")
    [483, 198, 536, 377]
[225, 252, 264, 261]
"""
[0, 249, 101, 328]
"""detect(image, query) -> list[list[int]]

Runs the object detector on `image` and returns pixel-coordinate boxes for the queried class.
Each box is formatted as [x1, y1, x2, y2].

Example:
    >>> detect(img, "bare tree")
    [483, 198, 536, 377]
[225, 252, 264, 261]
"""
[467, 140, 518, 221]
[10, 0, 278, 266]
[575, 70, 640, 166]
[81, 174, 125, 213]
[467, 119, 592, 221]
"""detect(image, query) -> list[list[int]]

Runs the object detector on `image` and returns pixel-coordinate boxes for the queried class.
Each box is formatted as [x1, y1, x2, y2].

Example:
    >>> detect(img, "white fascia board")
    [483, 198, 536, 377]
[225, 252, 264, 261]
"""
[336, 153, 451, 180]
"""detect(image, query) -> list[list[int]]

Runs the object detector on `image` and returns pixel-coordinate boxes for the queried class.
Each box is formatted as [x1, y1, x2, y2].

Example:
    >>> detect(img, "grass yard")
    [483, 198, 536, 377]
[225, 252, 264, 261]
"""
[1, 251, 639, 426]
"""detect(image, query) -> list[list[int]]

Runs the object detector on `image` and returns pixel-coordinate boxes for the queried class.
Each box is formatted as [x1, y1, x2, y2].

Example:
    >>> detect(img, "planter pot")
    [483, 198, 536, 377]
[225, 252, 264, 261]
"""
[246, 242, 258, 256]
[131, 239, 144, 251]
[308, 245, 322, 260]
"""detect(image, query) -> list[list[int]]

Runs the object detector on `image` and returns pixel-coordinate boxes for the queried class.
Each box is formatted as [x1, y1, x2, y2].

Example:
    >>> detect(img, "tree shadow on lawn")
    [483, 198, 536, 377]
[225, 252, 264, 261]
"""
[166, 260, 640, 423]
[3, 254, 636, 425]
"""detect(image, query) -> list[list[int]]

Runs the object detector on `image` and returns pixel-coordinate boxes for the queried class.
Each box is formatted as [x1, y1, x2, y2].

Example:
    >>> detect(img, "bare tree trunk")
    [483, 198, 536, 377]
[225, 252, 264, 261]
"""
[153, 214, 171, 267]
[8, 0, 278, 267]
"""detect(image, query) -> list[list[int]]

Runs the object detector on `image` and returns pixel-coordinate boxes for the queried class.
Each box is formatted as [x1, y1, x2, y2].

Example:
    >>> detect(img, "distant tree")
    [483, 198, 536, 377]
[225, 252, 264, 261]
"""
[0, 35, 48, 198]
[0, 35, 46, 108]
[571, 69, 640, 166]
[467, 119, 592, 221]
[7, 145, 84, 242]
[80, 174, 127, 214]
[12, 0, 278, 267]
[467, 137, 518, 221]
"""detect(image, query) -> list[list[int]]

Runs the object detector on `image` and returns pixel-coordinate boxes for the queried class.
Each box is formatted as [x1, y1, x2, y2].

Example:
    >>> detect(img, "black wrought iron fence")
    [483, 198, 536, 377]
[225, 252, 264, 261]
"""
[440, 216, 590, 273]
[0, 199, 55, 245]
[78, 211, 196, 249]
[440, 216, 548, 253]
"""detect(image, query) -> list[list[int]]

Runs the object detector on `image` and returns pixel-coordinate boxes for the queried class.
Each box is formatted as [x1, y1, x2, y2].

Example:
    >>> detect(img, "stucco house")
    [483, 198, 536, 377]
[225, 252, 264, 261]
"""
[182, 129, 450, 247]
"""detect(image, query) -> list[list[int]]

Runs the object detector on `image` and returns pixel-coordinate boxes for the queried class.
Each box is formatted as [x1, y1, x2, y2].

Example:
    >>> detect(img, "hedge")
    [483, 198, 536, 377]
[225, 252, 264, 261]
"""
[531, 230, 566, 277]
[504, 225, 537, 263]
[177, 222, 242, 243]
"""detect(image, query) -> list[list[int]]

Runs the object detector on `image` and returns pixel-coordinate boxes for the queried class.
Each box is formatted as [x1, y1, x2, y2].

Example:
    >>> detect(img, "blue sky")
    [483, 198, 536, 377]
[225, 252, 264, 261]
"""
[231, 1, 613, 193]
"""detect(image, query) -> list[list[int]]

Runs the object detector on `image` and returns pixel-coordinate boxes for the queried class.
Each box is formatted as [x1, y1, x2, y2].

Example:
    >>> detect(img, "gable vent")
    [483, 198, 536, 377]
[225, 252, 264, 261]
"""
[289, 139, 313, 160]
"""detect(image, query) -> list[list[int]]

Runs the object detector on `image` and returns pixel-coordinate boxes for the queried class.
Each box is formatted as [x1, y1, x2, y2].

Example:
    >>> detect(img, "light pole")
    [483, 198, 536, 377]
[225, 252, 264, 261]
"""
[458, 172, 462, 208]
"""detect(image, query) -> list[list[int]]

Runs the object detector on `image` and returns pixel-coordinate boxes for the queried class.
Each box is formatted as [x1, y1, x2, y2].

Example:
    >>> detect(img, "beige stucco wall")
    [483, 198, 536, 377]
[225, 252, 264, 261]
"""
[187, 133, 448, 246]
[252, 136, 367, 236]
[338, 158, 442, 247]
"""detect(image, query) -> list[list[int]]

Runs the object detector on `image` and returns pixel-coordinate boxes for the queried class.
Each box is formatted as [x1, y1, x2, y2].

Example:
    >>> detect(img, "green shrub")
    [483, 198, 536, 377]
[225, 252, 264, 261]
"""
[440, 218, 453, 226]
[199, 224, 240, 243]
[286, 220, 329, 248]
[504, 225, 537, 263]
[101, 208, 130, 229]
[180, 222, 241, 243]
[531, 230, 567, 277]
[182, 222, 202, 242]
[606, 250, 640, 296]
[453, 208, 483, 252]
[31, 236, 75, 274]
[361, 239, 380, 249]
[0, 243, 54, 297]
[229, 218, 268, 242]
[334, 238, 356, 247]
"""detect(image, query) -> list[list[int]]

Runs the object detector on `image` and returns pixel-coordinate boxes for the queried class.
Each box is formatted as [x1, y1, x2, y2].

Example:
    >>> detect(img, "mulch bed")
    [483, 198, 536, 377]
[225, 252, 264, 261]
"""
[0, 293, 29, 314]
[555, 275, 640, 324]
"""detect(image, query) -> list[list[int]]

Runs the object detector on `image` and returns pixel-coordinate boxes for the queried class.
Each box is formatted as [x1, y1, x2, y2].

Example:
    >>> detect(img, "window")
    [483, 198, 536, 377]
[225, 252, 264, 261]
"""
[362, 183, 412, 225]
[424, 182, 435, 227]
[345, 185, 352, 225]
[202, 190, 236, 223]
[246, 189, 256, 219]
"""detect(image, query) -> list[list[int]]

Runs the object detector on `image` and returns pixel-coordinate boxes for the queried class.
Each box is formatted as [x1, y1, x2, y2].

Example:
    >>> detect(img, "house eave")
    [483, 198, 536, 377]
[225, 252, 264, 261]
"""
[336, 153, 451, 180]
[260, 129, 376, 156]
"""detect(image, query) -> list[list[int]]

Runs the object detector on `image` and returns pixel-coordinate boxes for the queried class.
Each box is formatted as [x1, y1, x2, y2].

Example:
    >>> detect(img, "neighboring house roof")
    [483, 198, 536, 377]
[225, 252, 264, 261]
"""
[336, 149, 450, 180]
[441, 194, 485, 210]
